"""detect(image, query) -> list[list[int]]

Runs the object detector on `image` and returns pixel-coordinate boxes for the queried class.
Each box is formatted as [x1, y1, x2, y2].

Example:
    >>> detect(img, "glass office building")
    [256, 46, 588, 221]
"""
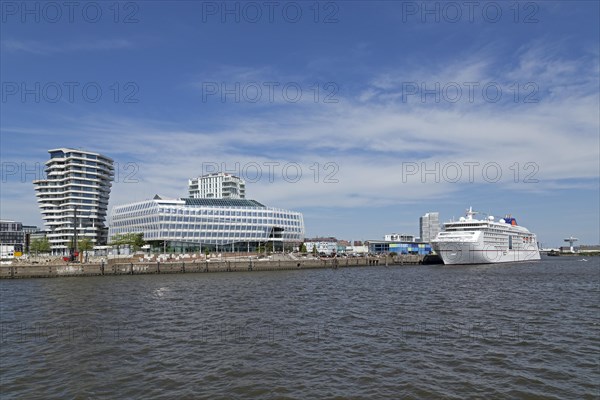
[109, 196, 305, 253]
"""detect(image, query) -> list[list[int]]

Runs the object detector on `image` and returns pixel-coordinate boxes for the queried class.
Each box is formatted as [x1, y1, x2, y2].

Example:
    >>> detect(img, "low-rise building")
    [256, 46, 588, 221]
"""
[384, 233, 415, 242]
[0, 220, 25, 257]
[367, 240, 432, 255]
[304, 237, 338, 255]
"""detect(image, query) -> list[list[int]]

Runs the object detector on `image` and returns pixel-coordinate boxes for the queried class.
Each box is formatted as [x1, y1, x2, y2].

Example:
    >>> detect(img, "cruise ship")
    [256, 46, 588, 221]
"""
[431, 207, 541, 265]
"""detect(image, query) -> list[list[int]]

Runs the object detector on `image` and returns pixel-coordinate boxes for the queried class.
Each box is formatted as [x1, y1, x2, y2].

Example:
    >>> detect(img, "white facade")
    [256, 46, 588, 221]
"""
[344, 245, 368, 254]
[305, 242, 338, 255]
[304, 239, 338, 255]
[109, 197, 304, 251]
[188, 173, 246, 199]
[33, 148, 114, 254]
[419, 212, 440, 243]
[384, 233, 415, 242]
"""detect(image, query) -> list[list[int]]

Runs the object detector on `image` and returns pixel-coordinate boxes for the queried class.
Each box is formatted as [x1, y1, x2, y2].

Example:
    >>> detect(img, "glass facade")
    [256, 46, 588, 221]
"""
[0, 220, 24, 245]
[368, 241, 432, 255]
[109, 197, 305, 252]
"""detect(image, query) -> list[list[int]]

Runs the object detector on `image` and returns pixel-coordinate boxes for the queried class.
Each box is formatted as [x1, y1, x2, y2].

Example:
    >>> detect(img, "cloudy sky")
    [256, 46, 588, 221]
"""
[1, 1, 598, 247]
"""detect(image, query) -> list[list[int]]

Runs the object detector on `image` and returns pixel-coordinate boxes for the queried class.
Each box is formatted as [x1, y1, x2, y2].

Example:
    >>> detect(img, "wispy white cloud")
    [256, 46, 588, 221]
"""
[2, 41, 598, 239]
[1, 38, 134, 55]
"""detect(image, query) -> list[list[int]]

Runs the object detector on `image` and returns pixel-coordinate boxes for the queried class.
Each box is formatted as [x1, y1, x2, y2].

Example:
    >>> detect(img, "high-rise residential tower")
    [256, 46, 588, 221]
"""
[188, 172, 245, 199]
[419, 212, 440, 243]
[33, 148, 114, 254]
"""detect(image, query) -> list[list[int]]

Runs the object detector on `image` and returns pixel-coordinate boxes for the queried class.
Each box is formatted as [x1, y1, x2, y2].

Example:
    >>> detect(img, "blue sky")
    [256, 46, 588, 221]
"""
[1, 1, 599, 247]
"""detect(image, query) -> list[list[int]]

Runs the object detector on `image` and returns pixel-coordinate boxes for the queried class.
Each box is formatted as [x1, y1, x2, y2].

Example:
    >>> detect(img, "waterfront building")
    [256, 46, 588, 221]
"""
[367, 240, 432, 255]
[384, 233, 415, 242]
[336, 239, 351, 254]
[188, 172, 246, 199]
[304, 237, 338, 255]
[345, 244, 369, 255]
[109, 196, 304, 253]
[419, 212, 440, 243]
[22, 225, 40, 253]
[33, 148, 114, 255]
[0, 220, 24, 257]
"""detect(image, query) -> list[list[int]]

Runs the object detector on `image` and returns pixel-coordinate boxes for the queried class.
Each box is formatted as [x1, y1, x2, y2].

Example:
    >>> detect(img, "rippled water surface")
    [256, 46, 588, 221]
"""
[1, 257, 598, 399]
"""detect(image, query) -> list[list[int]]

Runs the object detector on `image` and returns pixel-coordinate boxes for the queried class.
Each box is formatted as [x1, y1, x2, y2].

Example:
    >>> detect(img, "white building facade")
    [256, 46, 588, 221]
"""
[109, 197, 304, 253]
[419, 212, 440, 243]
[33, 148, 114, 254]
[384, 233, 415, 242]
[304, 238, 338, 255]
[188, 173, 246, 199]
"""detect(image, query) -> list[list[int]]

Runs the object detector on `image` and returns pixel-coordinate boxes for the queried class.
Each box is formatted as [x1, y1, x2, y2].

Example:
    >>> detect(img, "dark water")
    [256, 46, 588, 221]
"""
[1, 257, 598, 399]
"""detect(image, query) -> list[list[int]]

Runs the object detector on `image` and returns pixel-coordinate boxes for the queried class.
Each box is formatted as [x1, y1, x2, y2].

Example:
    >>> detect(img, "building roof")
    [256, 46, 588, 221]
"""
[48, 148, 114, 161]
[182, 198, 265, 208]
[305, 237, 338, 242]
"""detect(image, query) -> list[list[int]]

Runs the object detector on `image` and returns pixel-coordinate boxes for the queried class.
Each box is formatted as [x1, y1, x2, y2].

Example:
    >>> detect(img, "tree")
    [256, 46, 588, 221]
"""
[110, 233, 145, 254]
[312, 244, 318, 256]
[79, 238, 94, 263]
[30, 237, 51, 256]
[109, 234, 126, 254]
[131, 233, 145, 251]
[300, 243, 307, 253]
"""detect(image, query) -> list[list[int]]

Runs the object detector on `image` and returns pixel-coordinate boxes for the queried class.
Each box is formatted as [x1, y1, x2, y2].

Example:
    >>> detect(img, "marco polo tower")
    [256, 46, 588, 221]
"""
[33, 148, 114, 255]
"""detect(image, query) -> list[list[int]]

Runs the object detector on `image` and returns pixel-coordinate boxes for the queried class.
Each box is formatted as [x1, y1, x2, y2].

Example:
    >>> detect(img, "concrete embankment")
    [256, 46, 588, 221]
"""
[0, 255, 427, 279]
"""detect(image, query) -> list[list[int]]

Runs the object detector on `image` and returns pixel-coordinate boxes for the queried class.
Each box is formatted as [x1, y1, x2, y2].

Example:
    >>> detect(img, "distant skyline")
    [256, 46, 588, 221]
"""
[1, 1, 599, 247]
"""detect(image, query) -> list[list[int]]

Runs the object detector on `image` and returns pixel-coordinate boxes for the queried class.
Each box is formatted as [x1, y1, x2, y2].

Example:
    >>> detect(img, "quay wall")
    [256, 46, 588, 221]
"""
[0, 255, 425, 279]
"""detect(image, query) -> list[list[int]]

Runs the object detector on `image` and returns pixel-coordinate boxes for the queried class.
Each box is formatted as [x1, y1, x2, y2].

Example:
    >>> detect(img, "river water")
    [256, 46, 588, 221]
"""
[1, 256, 598, 399]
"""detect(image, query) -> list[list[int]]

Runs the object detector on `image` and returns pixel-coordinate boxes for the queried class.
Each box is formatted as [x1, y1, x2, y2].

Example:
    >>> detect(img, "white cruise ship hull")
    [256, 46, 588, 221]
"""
[432, 241, 541, 265]
[431, 229, 541, 265]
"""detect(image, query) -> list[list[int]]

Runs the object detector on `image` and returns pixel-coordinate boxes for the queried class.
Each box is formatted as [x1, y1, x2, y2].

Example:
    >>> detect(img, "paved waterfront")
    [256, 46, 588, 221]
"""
[1, 257, 598, 398]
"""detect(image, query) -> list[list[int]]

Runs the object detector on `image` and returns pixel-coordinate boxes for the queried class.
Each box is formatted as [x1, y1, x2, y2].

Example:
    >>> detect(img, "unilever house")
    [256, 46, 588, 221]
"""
[109, 173, 305, 253]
